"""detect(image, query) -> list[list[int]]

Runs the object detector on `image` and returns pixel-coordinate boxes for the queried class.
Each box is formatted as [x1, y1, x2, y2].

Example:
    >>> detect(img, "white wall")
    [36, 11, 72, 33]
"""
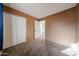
[3, 12, 27, 49]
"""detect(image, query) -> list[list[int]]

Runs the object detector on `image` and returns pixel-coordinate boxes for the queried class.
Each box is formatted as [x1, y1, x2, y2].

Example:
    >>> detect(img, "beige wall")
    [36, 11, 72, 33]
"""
[45, 7, 76, 47]
[76, 4, 79, 43]
[27, 15, 35, 42]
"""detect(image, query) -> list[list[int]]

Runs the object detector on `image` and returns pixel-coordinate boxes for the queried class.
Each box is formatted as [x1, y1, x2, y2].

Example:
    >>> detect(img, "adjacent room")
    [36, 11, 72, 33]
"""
[0, 3, 79, 56]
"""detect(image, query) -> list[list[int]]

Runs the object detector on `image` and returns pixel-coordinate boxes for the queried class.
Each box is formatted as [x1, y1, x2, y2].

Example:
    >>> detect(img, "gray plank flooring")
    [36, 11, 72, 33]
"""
[1, 39, 69, 56]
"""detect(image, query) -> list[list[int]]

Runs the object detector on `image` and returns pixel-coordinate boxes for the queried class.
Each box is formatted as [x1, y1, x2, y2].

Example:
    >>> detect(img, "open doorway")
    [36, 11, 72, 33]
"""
[35, 19, 45, 40]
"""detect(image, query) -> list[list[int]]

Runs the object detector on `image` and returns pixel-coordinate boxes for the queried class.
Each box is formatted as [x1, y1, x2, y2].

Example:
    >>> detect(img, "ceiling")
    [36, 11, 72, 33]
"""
[4, 3, 77, 19]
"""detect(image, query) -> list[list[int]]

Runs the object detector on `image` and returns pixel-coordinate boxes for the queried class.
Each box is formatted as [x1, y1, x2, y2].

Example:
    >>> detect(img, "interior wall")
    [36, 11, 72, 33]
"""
[76, 4, 79, 43]
[45, 7, 76, 47]
[27, 15, 34, 42]
[3, 5, 35, 49]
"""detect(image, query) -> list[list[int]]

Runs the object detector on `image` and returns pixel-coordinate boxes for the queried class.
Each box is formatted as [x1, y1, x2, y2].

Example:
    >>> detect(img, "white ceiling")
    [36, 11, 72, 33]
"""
[4, 3, 77, 19]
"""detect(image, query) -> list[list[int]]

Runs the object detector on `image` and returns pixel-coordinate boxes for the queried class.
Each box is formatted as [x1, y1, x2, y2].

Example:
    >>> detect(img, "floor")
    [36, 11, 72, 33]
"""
[1, 39, 69, 56]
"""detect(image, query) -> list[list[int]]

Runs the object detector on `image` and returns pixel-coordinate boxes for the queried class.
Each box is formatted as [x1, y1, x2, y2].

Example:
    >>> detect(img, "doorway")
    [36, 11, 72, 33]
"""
[35, 19, 45, 40]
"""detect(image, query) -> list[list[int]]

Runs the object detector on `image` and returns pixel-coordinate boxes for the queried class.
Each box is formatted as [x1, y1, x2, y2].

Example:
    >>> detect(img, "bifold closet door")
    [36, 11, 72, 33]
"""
[3, 12, 27, 49]
[0, 3, 3, 50]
